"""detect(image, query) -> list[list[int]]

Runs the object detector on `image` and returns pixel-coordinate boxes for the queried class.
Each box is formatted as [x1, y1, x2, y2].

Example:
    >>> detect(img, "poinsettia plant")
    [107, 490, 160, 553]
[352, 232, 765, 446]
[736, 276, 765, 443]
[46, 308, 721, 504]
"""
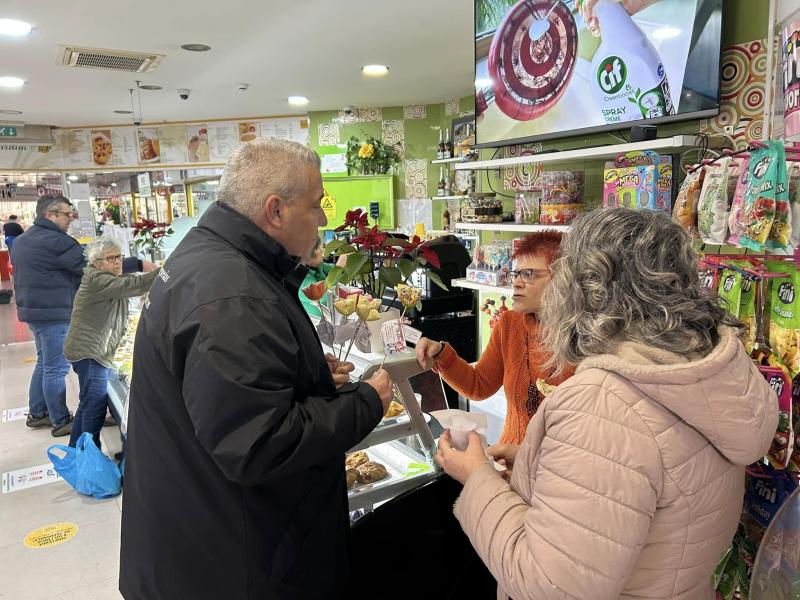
[132, 219, 173, 251]
[323, 208, 446, 308]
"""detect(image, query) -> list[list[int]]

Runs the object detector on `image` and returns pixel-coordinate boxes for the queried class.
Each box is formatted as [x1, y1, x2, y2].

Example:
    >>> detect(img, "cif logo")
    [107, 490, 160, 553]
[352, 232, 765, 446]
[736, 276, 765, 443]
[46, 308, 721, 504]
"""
[598, 56, 627, 94]
[779, 281, 795, 304]
[753, 156, 773, 179]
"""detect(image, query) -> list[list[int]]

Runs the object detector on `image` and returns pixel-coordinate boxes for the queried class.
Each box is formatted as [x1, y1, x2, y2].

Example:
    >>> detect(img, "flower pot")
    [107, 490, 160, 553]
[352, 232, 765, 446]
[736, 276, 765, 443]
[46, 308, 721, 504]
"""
[362, 307, 402, 354]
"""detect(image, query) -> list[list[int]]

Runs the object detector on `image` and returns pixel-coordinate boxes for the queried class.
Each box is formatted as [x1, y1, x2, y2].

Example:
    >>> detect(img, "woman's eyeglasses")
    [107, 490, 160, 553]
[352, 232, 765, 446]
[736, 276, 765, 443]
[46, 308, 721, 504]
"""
[508, 268, 551, 284]
[101, 254, 123, 263]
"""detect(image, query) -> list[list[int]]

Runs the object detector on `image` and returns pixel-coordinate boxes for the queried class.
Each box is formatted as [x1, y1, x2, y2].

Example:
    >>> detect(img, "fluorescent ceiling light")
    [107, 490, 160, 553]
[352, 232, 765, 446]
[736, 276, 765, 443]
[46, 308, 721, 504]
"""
[180, 43, 211, 52]
[138, 84, 162, 91]
[288, 96, 309, 106]
[475, 78, 492, 89]
[111, 182, 117, 187]
[207, 180, 219, 185]
[0, 19, 32, 37]
[16, 182, 25, 187]
[68, 175, 79, 181]
[0, 76, 25, 88]
[652, 27, 681, 40]
[362, 64, 389, 76]
[114, 110, 133, 114]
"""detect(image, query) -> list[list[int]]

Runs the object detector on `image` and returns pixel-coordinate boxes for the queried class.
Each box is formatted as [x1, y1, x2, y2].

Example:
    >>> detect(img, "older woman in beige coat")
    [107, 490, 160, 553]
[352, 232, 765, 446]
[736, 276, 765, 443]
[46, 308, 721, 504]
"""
[436, 208, 778, 600]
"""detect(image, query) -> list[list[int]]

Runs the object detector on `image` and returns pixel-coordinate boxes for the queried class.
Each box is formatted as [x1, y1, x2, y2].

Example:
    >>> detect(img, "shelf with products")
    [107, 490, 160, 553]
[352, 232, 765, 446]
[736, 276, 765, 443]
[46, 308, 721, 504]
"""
[450, 277, 512, 295]
[455, 222, 571, 233]
[453, 135, 704, 171]
[431, 153, 476, 165]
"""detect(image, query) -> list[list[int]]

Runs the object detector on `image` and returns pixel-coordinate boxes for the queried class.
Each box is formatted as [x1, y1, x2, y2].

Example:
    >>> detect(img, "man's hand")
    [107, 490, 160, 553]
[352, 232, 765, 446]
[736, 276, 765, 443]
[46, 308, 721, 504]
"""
[141, 260, 158, 272]
[416, 337, 443, 370]
[324, 353, 354, 388]
[364, 368, 393, 414]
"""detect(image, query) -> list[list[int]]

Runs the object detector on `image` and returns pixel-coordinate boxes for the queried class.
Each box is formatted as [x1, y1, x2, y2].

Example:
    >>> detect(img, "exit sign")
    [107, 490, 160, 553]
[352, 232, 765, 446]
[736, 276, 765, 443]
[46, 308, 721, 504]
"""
[0, 127, 17, 137]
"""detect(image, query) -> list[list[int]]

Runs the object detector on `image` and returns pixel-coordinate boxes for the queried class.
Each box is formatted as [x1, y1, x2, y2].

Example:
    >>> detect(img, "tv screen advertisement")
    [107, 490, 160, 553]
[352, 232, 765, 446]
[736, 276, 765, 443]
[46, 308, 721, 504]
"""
[475, 0, 723, 147]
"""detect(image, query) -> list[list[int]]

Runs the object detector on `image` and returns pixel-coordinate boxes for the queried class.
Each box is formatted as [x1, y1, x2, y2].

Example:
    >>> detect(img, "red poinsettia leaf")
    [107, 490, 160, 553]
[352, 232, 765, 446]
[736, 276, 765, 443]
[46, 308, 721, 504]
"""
[419, 245, 441, 269]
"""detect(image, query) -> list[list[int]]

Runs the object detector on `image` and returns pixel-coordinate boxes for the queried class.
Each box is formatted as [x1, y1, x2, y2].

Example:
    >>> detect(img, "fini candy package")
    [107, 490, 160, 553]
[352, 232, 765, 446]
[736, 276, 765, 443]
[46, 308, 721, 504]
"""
[769, 260, 800, 378]
[740, 141, 786, 252]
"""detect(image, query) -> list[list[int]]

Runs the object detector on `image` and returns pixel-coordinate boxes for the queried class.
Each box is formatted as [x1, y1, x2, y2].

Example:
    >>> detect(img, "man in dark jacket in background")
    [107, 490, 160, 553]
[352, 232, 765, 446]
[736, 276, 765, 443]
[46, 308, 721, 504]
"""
[11, 196, 152, 436]
[3, 214, 24, 250]
[119, 139, 392, 600]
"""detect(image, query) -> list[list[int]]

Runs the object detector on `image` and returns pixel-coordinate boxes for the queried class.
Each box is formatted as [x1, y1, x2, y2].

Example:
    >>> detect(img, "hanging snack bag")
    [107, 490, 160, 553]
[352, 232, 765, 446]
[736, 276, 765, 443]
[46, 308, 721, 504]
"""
[740, 142, 785, 251]
[698, 157, 732, 244]
[745, 463, 799, 528]
[769, 261, 800, 378]
[787, 162, 800, 250]
[766, 153, 792, 250]
[699, 267, 720, 295]
[673, 167, 705, 236]
[739, 274, 757, 354]
[656, 156, 673, 213]
[727, 157, 751, 246]
[717, 267, 742, 317]
[761, 365, 794, 470]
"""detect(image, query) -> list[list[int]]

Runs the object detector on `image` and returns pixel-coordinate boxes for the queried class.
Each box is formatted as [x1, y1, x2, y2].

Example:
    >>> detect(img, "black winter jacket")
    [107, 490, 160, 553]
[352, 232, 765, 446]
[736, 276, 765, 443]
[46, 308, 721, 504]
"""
[11, 218, 140, 323]
[119, 202, 383, 600]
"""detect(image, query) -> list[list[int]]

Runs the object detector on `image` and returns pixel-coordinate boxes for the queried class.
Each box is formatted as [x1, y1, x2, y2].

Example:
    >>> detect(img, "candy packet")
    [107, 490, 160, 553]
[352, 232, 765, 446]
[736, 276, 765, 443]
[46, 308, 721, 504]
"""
[699, 267, 721, 295]
[761, 365, 794, 470]
[717, 268, 742, 317]
[673, 166, 705, 236]
[727, 157, 752, 245]
[768, 261, 800, 378]
[740, 141, 785, 252]
[656, 156, 673, 212]
[698, 156, 732, 244]
[740, 274, 757, 354]
[789, 162, 800, 250]
[766, 154, 792, 251]
[745, 464, 799, 528]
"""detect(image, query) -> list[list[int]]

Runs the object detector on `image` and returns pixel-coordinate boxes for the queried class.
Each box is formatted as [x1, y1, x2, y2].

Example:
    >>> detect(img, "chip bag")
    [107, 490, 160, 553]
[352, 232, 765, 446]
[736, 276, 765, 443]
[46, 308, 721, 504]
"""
[769, 261, 800, 378]
[718, 268, 742, 317]
[698, 157, 732, 244]
[740, 141, 785, 251]
[761, 365, 793, 470]
[673, 167, 705, 236]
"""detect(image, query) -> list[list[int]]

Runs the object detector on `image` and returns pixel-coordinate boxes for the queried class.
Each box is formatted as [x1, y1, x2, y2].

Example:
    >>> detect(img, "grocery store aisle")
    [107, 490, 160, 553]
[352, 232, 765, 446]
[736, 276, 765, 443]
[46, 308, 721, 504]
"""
[0, 298, 124, 600]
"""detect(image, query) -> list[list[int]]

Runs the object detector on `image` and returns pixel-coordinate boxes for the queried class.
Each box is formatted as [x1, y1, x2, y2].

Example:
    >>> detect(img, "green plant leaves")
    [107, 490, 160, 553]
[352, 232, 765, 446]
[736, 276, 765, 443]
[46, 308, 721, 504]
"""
[395, 258, 415, 280]
[325, 266, 345, 289]
[379, 266, 402, 288]
[426, 271, 448, 291]
[344, 253, 369, 278]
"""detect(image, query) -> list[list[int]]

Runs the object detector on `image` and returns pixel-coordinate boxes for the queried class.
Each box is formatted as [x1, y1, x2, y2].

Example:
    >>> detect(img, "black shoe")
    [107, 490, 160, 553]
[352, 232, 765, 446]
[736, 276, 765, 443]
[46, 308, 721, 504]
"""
[51, 414, 74, 438]
[104, 414, 117, 427]
[26, 412, 51, 428]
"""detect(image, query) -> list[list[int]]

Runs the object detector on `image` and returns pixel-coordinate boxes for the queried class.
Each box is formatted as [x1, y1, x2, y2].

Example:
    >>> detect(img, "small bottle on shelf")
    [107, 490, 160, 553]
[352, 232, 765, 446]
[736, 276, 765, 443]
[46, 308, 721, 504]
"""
[444, 129, 451, 159]
[437, 167, 446, 197]
[436, 130, 444, 160]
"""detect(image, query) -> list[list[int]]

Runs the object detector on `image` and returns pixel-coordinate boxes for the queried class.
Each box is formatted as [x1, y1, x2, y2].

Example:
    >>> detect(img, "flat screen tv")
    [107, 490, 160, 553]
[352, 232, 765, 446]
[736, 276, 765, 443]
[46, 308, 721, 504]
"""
[475, 0, 724, 147]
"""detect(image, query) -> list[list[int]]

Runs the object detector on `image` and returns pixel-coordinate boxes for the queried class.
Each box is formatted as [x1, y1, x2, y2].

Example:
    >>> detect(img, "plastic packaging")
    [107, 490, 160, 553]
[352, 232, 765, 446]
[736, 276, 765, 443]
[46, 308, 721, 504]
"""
[697, 156, 732, 245]
[673, 167, 705, 237]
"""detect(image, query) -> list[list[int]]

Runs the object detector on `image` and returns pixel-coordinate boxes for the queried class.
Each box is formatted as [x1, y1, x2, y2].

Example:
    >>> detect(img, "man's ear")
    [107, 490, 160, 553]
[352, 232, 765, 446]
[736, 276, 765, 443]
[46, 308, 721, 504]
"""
[262, 194, 284, 228]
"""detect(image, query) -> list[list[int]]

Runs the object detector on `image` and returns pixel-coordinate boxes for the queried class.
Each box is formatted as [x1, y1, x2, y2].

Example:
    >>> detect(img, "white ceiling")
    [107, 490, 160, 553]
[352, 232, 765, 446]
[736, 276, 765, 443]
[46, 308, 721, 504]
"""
[0, 0, 474, 127]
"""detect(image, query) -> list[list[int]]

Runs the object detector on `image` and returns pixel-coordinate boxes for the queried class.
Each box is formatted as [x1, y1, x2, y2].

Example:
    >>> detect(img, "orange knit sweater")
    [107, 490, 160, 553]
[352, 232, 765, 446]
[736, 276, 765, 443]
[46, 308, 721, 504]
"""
[436, 311, 574, 445]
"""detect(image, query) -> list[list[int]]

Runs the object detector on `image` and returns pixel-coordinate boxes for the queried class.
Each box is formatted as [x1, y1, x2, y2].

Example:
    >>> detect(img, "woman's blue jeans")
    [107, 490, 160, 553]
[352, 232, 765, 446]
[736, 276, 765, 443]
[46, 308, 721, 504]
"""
[68, 358, 110, 449]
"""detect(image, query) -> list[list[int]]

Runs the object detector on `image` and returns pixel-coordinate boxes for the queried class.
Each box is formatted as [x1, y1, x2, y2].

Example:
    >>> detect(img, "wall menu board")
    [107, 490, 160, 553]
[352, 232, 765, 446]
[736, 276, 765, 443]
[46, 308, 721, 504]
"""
[27, 115, 309, 171]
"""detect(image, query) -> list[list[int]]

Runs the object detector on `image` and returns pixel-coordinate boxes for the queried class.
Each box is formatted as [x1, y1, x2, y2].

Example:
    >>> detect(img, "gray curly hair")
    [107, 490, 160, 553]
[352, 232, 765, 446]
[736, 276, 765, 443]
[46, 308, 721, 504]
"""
[539, 208, 741, 375]
[86, 236, 122, 265]
[217, 138, 321, 220]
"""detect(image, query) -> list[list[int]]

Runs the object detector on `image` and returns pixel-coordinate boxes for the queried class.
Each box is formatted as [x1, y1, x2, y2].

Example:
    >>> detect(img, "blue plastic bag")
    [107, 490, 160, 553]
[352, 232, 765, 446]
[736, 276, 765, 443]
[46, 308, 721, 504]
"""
[47, 432, 121, 499]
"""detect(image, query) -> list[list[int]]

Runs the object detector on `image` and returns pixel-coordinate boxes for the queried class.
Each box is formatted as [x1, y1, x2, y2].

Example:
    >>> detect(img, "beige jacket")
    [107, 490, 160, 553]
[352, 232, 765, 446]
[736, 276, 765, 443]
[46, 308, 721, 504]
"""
[454, 328, 778, 600]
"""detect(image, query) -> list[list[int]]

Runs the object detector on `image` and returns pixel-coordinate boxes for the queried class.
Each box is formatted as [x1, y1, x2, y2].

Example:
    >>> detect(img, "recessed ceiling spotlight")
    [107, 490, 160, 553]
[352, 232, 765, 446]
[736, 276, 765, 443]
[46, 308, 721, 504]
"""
[180, 43, 211, 52]
[114, 109, 133, 114]
[362, 64, 389, 76]
[288, 96, 309, 106]
[0, 19, 33, 37]
[0, 76, 25, 88]
[0, 109, 22, 114]
[68, 174, 79, 181]
[138, 84, 162, 91]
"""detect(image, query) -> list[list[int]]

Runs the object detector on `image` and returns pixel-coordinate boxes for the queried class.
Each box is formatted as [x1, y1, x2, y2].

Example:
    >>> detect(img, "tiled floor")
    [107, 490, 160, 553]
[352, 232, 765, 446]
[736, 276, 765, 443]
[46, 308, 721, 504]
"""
[0, 292, 124, 600]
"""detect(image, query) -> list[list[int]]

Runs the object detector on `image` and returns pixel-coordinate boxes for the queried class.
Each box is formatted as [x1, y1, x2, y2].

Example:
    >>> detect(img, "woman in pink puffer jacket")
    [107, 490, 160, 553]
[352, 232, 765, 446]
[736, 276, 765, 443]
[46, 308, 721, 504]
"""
[437, 208, 778, 600]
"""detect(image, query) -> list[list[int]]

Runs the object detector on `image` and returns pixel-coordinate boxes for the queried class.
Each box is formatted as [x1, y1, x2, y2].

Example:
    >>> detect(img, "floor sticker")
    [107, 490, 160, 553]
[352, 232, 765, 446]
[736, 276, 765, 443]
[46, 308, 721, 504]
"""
[2, 462, 63, 493]
[1, 407, 27, 422]
[23, 522, 78, 548]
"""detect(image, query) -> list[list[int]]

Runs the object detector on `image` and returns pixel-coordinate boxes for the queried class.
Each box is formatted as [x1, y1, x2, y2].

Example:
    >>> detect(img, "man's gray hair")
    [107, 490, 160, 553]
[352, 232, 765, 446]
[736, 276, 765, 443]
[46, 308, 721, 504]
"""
[86, 236, 122, 265]
[217, 138, 321, 219]
[36, 195, 70, 219]
[539, 208, 741, 375]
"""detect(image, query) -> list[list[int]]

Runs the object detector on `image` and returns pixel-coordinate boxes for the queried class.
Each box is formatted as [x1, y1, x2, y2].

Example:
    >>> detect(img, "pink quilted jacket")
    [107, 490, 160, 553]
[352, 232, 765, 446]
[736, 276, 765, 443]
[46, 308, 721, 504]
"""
[454, 328, 778, 600]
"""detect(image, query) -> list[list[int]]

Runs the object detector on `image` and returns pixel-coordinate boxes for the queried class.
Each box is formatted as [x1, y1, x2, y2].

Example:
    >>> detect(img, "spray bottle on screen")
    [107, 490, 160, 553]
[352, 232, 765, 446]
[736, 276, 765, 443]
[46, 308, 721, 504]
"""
[586, 0, 675, 125]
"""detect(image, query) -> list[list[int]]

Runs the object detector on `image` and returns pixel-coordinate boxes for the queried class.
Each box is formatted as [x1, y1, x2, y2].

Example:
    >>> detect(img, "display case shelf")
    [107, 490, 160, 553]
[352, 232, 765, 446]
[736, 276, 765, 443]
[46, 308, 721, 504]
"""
[431, 153, 476, 164]
[450, 278, 512, 295]
[432, 195, 469, 201]
[453, 135, 704, 171]
[454, 222, 571, 233]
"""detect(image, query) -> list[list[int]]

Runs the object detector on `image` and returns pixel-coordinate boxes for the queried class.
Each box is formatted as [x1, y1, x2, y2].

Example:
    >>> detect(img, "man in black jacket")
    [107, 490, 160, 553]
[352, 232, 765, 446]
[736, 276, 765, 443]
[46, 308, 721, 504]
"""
[3, 214, 24, 249]
[11, 196, 151, 436]
[119, 139, 392, 600]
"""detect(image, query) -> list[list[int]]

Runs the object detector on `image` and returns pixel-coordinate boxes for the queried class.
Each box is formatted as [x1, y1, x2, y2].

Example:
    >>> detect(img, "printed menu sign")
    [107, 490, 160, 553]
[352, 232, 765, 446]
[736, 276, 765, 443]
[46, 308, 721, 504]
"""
[208, 122, 238, 162]
[64, 130, 92, 168]
[186, 124, 210, 162]
[137, 128, 161, 164]
[110, 127, 139, 166]
[156, 124, 189, 164]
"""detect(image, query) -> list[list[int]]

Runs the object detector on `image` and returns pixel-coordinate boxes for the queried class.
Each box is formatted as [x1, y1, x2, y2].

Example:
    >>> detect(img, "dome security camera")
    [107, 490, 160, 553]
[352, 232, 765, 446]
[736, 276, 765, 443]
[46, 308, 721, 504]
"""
[237, 83, 250, 92]
[178, 88, 191, 100]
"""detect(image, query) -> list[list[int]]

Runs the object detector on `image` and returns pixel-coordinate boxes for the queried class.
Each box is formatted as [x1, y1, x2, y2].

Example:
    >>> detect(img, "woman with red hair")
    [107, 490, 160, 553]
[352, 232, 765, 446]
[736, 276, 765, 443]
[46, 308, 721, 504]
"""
[417, 231, 573, 445]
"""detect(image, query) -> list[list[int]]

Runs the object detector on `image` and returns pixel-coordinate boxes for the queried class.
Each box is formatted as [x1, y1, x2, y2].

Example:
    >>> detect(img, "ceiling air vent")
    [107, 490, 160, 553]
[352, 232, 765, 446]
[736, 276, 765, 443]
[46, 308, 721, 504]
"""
[59, 46, 164, 73]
